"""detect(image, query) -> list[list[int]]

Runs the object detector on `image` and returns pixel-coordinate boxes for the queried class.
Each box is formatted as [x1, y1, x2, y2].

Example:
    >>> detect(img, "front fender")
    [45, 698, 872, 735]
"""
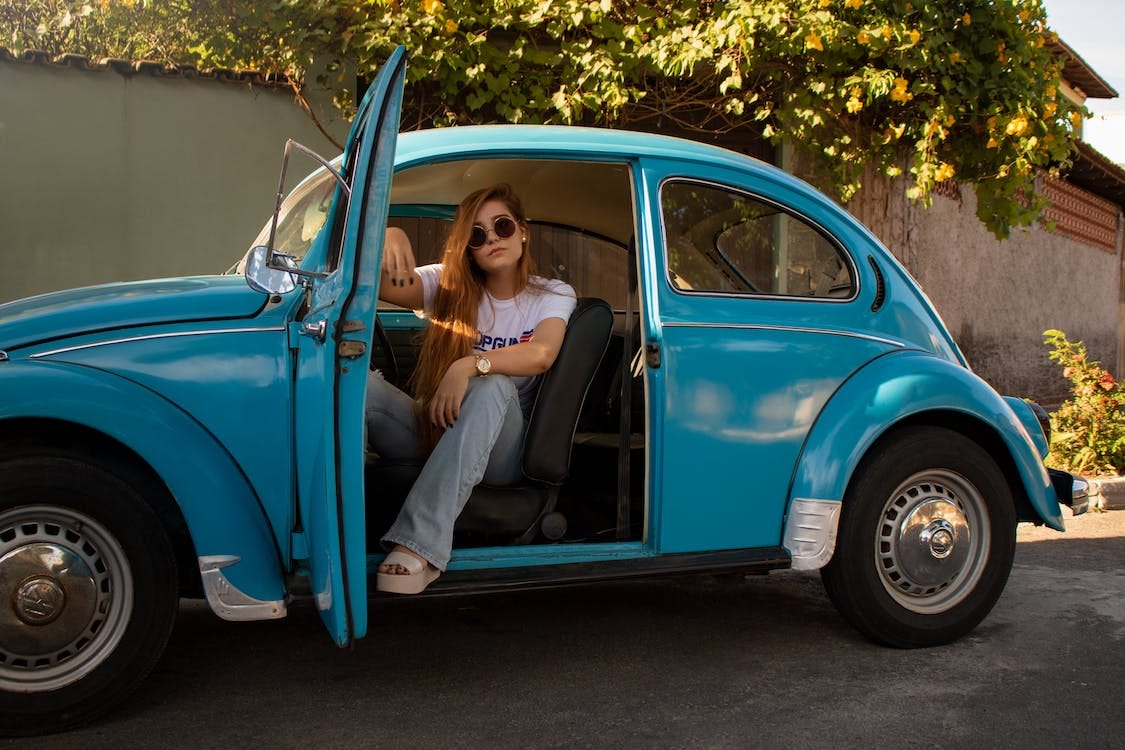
[790, 350, 1063, 531]
[0, 360, 286, 602]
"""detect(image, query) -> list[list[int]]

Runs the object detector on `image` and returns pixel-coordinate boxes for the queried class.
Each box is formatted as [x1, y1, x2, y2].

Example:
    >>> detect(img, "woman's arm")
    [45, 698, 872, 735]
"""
[378, 227, 425, 309]
[426, 317, 568, 429]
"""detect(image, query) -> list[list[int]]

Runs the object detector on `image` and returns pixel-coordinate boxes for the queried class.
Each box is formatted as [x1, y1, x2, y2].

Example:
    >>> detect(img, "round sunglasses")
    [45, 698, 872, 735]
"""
[468, 216, 518, 250]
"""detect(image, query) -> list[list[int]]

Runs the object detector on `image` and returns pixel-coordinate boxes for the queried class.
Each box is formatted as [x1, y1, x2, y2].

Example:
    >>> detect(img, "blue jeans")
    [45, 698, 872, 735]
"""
[366, 371, 526, 570]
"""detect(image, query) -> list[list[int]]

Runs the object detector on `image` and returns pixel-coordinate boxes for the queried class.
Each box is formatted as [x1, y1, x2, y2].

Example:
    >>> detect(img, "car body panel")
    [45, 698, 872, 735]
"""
[0, 359, 285, 602]
[290, 45, 406, 645]
[790, 349, 1064, 531]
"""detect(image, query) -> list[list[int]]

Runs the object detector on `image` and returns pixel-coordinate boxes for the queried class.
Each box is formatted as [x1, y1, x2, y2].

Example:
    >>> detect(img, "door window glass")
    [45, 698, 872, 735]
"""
[661, 181, 854, 299]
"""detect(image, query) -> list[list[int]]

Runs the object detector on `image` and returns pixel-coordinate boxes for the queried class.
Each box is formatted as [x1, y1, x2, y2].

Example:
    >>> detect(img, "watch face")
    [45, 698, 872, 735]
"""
[476, 355, 491, 375]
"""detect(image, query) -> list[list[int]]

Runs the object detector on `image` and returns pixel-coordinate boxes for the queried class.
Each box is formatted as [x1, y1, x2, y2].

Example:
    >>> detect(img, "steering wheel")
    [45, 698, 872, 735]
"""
[370, 313, 400, 387]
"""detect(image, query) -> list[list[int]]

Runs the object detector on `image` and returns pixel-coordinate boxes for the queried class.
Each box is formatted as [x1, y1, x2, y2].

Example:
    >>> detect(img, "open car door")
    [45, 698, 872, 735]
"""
[294, 46, 405, 646]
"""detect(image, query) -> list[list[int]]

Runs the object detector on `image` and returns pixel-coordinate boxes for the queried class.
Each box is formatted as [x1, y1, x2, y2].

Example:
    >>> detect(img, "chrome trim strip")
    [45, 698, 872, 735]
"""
[783, 498, 842, 571]
[30, 327, 285, 358]
[660, 321, 905, 348]
[198, 555, 287, 622]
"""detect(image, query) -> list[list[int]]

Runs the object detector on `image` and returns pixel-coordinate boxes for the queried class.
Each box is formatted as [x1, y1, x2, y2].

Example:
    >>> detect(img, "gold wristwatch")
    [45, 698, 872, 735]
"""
[474, 354, 492, 376]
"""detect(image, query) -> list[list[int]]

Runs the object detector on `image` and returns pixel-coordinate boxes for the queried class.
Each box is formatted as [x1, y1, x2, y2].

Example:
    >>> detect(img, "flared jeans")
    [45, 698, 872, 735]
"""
[365, 371, 526, 570]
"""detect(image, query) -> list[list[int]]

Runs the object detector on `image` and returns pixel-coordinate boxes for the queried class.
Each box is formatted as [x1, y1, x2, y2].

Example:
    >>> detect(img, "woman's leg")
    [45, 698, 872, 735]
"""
[382, 375, 525, 571]
[365, 370, 425, 460]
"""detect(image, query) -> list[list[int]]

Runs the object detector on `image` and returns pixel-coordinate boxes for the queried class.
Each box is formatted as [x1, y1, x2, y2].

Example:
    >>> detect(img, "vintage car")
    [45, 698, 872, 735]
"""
[0, 47, 1086, 734]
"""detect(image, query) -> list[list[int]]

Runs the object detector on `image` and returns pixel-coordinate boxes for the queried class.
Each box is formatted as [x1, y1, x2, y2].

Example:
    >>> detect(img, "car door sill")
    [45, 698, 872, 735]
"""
[373, 546, 791, 597]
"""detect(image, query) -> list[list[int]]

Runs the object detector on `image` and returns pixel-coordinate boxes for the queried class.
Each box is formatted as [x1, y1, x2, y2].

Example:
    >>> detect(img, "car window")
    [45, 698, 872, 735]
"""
[249, 169, 337, 262]
[661, 180, 854, 299]
[387, 216, 630, 310]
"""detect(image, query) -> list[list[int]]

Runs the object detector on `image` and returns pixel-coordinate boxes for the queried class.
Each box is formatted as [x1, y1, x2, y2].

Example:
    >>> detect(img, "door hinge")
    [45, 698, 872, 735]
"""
[645, 342, 662, 369]
[340, 319, 366, 333]
[338, 340, 367, 359]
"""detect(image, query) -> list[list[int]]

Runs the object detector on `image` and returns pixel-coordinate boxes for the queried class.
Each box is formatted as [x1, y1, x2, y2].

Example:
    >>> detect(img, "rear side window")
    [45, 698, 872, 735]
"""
[661, 180, 854, 299]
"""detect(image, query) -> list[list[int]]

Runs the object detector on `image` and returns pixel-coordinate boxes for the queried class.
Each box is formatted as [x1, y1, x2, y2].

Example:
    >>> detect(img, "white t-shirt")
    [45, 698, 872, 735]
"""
[416, 264, 578, 414]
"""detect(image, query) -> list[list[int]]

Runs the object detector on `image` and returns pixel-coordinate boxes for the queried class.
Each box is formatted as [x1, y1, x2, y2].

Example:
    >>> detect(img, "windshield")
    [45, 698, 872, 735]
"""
[230, 167, 337, 274]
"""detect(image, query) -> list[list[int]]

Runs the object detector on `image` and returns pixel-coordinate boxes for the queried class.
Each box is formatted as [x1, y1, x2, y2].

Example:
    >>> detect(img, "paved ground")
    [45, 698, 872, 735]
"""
[8, 510, 1124, 749]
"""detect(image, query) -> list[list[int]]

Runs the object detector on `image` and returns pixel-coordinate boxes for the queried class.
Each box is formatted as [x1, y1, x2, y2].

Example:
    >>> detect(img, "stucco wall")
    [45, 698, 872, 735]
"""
[885, 187, 1120, 403]
[0, 59, 349, 303]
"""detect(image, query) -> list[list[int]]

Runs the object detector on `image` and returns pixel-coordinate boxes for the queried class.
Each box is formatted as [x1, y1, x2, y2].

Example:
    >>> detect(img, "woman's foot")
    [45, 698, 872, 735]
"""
[376, 546, 441, 594]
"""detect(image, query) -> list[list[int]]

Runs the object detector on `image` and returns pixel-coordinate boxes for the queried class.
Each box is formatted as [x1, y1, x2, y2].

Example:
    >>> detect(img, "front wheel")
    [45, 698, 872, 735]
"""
[821, 426, 1017, 648]
[0, 455, 178, 736]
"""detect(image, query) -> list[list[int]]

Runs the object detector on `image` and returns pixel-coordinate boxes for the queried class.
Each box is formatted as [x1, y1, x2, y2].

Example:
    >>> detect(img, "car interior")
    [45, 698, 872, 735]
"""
[364, 157, 650, 551]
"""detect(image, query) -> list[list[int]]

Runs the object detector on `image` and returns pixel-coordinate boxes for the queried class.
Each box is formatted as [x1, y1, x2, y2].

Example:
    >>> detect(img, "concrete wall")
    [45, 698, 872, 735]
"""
[0, 59, 350, 303]
[849, 176, 1122, 403]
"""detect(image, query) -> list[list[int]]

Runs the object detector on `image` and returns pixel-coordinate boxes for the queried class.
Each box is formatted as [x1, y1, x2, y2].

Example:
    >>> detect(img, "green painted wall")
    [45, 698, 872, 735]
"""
[0, 59, 349, 303]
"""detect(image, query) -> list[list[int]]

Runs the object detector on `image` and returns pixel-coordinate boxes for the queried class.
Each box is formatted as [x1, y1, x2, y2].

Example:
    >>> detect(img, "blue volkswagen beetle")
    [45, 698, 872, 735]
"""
[0, 48, 1085, 734]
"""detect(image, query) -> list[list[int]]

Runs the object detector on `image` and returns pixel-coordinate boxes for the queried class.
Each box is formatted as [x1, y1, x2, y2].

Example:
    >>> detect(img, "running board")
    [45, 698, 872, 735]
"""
[373, 547, 791, 597]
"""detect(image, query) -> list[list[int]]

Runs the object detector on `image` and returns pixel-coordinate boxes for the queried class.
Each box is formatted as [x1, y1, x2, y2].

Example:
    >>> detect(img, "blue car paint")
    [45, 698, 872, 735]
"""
[0, 277, 268, 351]
[0, 359, 285, 602]
[791, 349, 1064, 531]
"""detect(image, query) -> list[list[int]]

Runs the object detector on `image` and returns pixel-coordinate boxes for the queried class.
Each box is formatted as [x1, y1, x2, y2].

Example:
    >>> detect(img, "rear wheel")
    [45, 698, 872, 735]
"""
[0, 456, 178, 736]
[821, 426, 1017, 648]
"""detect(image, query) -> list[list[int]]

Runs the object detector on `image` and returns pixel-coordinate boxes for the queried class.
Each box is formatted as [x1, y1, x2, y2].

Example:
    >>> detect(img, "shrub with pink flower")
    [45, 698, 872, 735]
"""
[1043, 329, 1125, 475]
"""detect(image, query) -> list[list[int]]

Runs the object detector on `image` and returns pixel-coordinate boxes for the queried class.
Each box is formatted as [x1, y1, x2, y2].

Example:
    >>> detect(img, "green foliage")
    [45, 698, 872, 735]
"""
[2, 0, 1084, 239]
[1043, 329, 1125, 476]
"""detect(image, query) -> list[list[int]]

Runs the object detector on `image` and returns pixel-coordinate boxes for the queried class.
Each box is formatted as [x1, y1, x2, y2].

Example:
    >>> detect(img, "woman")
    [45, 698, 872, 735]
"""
[369, 183, 576, 594]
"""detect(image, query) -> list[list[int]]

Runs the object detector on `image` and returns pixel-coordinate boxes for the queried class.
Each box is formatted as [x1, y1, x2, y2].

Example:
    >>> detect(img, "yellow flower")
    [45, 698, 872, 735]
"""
[1043, 102, 1057, 118]
[1005, 116, 1028, 136]
[1046, 86, 1056, 99]
[944, 114, 955, 127]
[819, 0, 831, 7]
[845, 0, 862, 8]
[881, 25, 892, 40]
[857, 29, 873, 44]
[909, 29, 920, 44]
[887, 122, 906, 139]
[422, 0, 442, 13]
[1069, 111, 1084, 128]
[987, 137, 999, 148]
[806, 32, 824, 52]
[445, 18, 459, 33]
[1019, 10, 1030, 22]
[846, 95, 863, 113]
[949, 51, 963, 64]
[935, 163, 956, 181]
[962, 13, 971, 25]
[890, 77, 913, 103]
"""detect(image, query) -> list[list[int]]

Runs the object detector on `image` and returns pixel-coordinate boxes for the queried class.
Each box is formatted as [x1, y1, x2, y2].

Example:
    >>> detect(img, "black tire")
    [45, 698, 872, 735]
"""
[821, 426, 1017, 648]
[0, 455, 178, 736]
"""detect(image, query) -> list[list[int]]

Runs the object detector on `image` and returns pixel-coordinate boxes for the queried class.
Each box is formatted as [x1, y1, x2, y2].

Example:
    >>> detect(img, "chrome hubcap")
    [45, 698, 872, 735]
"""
[0, 506, 132, 691]
[14, 574, 68, 626]
[875, 472, 989, 614]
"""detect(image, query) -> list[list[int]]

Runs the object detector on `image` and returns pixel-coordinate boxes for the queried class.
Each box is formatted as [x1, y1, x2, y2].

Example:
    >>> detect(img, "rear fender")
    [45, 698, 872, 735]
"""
[0, 360, 285, 604]
[790, 351, 1063, 531]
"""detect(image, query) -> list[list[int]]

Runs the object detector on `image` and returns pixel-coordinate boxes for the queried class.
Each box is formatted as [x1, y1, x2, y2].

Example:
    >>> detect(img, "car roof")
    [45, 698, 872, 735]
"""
[391, 125, 805, 245]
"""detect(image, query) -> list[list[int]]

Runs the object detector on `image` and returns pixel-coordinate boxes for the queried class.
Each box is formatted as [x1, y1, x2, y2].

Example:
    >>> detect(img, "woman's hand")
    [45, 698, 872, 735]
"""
[428, 357, 475, 429]
[379, 227, 424, 308]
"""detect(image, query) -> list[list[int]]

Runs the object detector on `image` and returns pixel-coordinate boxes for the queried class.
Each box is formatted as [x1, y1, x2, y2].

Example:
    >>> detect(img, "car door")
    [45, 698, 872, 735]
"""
[294, 46, 405, 647]
[641, 163, 897, 555]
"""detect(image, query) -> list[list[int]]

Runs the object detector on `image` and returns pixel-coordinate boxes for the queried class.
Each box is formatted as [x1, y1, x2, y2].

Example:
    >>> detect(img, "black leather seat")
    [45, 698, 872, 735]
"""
[366, 297, 614, 545]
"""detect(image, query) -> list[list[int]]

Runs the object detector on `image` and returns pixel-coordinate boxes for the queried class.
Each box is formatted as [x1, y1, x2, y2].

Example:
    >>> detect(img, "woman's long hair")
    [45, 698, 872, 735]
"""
[410, 183, 537, 448]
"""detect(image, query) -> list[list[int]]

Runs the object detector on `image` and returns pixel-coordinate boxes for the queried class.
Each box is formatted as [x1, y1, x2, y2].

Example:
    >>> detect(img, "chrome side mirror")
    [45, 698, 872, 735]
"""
[245, 245, 297, 295]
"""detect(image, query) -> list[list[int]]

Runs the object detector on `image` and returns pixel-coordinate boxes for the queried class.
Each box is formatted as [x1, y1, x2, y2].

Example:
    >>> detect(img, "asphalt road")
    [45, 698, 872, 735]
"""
[8, 510, 1124, 750]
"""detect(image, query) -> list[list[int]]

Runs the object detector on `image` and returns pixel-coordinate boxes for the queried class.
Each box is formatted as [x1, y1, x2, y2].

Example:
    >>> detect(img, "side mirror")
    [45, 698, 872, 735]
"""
[244, 246, 297, 295]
